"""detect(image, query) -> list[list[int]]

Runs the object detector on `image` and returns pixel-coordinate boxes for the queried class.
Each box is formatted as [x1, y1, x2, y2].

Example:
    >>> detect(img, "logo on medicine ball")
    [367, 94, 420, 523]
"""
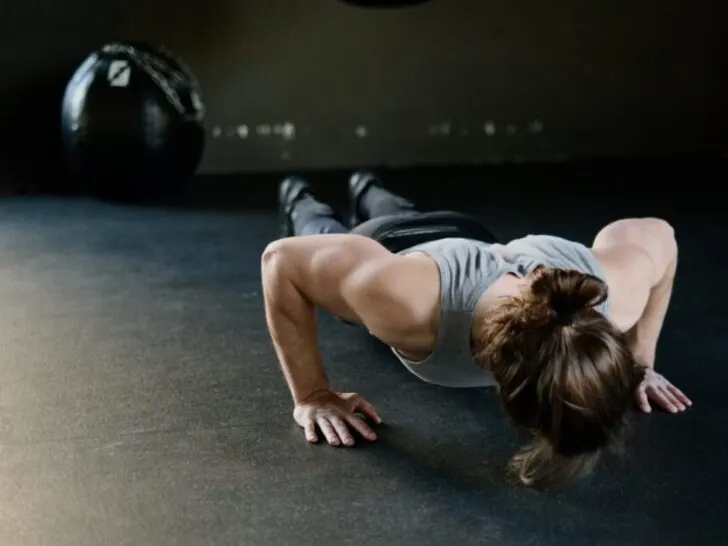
[107, 60, 131, 87]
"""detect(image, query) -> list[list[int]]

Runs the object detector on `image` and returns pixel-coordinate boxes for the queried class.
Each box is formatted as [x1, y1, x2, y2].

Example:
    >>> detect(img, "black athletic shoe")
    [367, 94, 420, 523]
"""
[278, 176, 311, 237]
[347, 170, 381, 228]
[347, 170, 417, 227]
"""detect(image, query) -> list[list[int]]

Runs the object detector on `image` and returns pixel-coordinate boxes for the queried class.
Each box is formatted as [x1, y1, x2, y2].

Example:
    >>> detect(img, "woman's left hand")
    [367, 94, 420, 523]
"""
[636, 369, 692, 413]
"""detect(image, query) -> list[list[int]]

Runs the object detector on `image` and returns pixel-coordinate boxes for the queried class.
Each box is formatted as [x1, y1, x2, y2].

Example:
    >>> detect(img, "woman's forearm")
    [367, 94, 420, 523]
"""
[627, 255, 678, 368]
[262, 261, 330, 404]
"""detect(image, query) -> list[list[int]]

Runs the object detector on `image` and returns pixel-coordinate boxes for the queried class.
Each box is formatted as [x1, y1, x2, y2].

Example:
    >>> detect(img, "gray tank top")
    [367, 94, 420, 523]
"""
[393, 235, 611, 388]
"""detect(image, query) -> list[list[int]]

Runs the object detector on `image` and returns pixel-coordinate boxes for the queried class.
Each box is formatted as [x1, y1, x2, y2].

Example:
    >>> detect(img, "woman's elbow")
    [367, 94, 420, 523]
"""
[262, 239, 288, 267]
[261, 240, 296, 294]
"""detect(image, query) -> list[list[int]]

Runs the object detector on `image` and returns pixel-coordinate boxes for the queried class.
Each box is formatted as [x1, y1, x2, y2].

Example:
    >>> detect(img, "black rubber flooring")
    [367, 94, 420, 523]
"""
[0, 164, 725, 545]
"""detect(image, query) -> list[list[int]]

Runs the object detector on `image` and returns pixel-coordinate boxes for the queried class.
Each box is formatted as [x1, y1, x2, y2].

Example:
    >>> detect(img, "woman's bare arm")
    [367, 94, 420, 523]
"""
[261, 234, 437, 403]
[593, 217, 690, 413]
[593, 217, 678, 367]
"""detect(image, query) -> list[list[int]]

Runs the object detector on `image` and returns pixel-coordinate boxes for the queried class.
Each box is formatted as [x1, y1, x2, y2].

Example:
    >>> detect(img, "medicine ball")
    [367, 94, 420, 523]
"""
[60, 42, 205, 201]
[339, 0, 431, 7]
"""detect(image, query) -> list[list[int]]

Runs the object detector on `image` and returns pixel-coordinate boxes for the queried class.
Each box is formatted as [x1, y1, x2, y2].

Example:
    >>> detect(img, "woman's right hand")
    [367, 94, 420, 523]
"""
[293, 390, 382, 447]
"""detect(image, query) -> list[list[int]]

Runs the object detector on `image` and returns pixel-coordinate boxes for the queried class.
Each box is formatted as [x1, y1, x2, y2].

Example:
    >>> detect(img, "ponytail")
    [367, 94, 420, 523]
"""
[526, 267, 608, 326]
[474, 267, 641, 489]
[510, 436, 600, 489]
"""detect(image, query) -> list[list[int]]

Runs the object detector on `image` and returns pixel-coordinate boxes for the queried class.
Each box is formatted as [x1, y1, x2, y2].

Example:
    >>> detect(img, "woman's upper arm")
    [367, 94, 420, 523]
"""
[592, 217, 678, 330]
[261, 234, 393, 320]
[344, 254, 440, 342]
[593, 217, 677, 285]
[261, 234, 429, 329]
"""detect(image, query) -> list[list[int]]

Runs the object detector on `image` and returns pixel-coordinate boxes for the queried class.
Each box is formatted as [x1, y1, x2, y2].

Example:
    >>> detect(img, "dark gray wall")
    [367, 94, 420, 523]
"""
[0, 1, 123, 188]
[123, 0, 728, 173]
[1, 0, 726, 180]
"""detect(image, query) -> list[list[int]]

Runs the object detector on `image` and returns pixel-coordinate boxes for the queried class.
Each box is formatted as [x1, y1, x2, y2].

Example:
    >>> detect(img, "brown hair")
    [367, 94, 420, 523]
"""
[474, 267, 645, 489]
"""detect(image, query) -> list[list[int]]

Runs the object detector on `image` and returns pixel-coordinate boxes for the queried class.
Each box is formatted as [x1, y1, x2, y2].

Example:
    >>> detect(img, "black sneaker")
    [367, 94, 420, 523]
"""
[278, 176, 311, 237]
[347, 170, 381, 228]
[347, 170, 417, 227]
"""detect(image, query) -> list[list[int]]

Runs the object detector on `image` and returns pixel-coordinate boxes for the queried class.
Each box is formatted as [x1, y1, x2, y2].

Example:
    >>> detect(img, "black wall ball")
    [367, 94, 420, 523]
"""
[60, 42, 205, 201]
[338, 0, 432, 7]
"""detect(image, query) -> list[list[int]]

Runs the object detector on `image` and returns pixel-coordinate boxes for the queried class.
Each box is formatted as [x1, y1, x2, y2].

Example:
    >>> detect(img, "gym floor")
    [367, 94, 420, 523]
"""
[0, 162, 725, 546]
